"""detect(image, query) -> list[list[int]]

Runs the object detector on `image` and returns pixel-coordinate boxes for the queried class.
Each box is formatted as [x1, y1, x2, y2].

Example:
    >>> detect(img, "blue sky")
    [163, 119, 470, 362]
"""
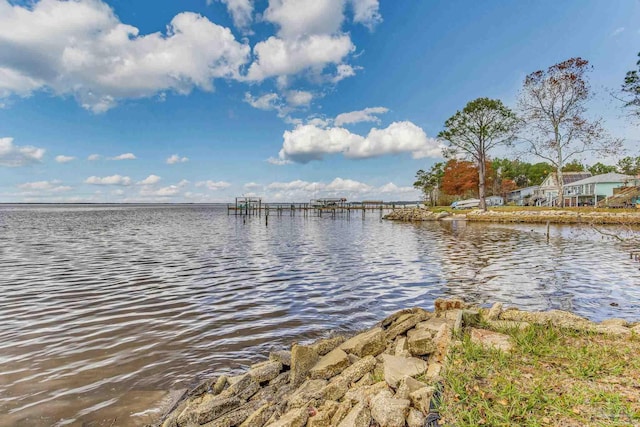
[0, 0, 638, 203]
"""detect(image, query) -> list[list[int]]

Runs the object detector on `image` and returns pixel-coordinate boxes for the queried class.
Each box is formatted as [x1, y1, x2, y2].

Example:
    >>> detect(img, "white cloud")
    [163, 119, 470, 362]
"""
[332, 63, 357, 83]
[334, 106, 388, 126]
[55, 155, 76, 163]
[214, 0, 254, 33]
[0, 137, 45, 167]
[166, 154, 189, 164]
[286, 90, 313, 106]
[109, 153, 136, 160]
[274, 121, 443, 163]
[379, 182, 415, 194]
[611, 27, 625, 36]
[0, 1, 250, 112]
[85, 175, 132, 185]
[138, 174, 161, 185]
[138, 178, 189, 197]
[17, 180, 71, 192]
[87, 154, 101, 161]
[195, 180, 232, 190]
[246, 34, 354, 81]
[349, 0, 382, 30]
[263, 0, 345, 39]
[244, 92, 282, 111]
[244, 182, 262, 190]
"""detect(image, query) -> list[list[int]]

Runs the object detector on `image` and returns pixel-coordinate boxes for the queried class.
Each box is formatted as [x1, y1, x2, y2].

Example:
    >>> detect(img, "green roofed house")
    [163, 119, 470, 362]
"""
[535, 172, 592, 206]
[562, 172, 638, 207]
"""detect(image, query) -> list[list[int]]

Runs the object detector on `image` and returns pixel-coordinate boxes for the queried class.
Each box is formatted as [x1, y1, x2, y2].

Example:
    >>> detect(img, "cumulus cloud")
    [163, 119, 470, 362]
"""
[85, 175, 132, 185]
[262, 177, 418, 201]
[332, 63, 358, 83]
[88, 154, 101, 161]
[244, 182, 262, 190]
[213, 0, 254, 33]
[195, 180, 232, 190]
[334, 106, 388, 126]
[0, 137, 45, 167]
[55, 155, 76, 163]
[166, 154, 189, 164]
[349, 0, 382, 30]
[263, 0, 345, 39]
[273, 121, 443, 164]
[286, 90, 313, 106]
[0, 0, 250, 112]
[244, 92, 282, 111]
[17, 180, 72, 192]
[109, 153, 136, 160]
[138, 174, 161, 185]
[246, 34, 354, 81]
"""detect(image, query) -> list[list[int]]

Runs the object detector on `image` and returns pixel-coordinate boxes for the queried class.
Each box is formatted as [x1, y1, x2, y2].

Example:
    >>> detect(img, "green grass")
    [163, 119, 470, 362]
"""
[439, 324, 640, 426]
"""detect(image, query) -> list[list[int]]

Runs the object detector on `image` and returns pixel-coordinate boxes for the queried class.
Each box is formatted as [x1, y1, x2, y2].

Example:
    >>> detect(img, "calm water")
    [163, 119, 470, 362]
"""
[1, 204, 639, 426]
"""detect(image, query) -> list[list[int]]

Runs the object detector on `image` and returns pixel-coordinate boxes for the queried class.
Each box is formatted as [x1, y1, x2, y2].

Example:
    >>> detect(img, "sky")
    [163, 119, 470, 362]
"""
[0, 0, 639, 203]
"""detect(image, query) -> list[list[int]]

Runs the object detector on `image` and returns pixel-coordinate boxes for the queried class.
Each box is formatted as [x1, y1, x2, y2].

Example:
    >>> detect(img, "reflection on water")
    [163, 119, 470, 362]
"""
[0, 205, 638, 426]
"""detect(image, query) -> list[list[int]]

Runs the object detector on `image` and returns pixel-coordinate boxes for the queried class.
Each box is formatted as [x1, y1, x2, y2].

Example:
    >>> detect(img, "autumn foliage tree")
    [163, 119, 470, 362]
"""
[441, 159, 495, 198]
[518, 57, 622, 207]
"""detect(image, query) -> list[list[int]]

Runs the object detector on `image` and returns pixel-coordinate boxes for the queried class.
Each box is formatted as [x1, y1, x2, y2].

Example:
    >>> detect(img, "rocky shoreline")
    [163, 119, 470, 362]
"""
[156, 300, 640, 427]
[383, 207, 640, 224]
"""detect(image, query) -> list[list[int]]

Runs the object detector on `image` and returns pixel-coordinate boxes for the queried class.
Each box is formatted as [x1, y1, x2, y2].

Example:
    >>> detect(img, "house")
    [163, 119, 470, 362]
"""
[507, 185, 540, 206]
[562, 172, 637, 206]
[535, 172, 592, 206]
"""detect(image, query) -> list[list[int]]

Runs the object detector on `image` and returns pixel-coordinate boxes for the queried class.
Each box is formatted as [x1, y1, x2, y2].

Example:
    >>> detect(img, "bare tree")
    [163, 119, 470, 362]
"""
[518, 58, 622, 207]
[438, 97, 518, 211]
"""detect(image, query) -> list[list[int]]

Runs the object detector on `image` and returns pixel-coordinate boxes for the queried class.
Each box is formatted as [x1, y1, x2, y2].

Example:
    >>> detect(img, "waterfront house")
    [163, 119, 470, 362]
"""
[562, 172, 637, 206]
[535, 172, 592, 206]
[507, 185, 540, 206]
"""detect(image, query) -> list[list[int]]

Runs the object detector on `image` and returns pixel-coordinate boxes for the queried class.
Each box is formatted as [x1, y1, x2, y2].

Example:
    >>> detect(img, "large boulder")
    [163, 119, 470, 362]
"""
[339, 328, 386, 357]
[406, 328, 436, 356]
[380, 354, 428, 388]
[309, 348, 350, 380]
[289, 344, 319, 386]
[370, 390, 410, 427]
[337, 402, 371, 427]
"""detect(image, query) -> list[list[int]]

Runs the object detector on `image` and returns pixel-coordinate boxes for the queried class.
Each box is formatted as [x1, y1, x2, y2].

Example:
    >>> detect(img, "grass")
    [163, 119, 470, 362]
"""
[439, 324, 640, 426]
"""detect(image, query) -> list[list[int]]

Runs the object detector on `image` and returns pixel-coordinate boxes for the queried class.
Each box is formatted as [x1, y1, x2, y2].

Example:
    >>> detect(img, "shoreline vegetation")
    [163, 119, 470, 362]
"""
[383, 207, 640, 225]
[155, 299, 640, 427]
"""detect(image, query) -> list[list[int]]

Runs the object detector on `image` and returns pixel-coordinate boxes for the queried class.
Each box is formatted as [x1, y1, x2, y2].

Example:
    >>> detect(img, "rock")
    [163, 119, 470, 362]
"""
[409, 385, 436, 414]
[435, 211, 450, 220]
[221, 374, 260, 401]
[270, 350, 292, 367]
[500, 309, 594, 330]
[370, 390, 410, 427]
[213, 376, 228, 395]
[287, 379, 327, 409]
[385, 311, 430, 341]
[487, 320, 530, 330]
[470, 328, 513, 352]
[240, 403, 275, 427]
[453, 310, 463, 335]
[309, 336, 347, 356]
[487, 302, 503, 320]
[339, 328, 386, 357]
[347, 353, 360, 364]
[407, 408, 426, 427]
[290, 344, 319, 387]
[307, 401, 340, 427]
[381, 354, 428, 388]
[309, 348, 350, 380]
[179, 395, 241, 426]
[462, 309, 481, 327]
[394, 336, 411, 357]
[383, 208, 439, 222]
[600, 318, 629, 327]
[632, 325, 640, 335]
[266, 407, 308, 427]
[249, 385, 276, 403]
[380, 308, 427, 328]
[406, 328, 436, 356]
[337, 402, 371, 427]
[593, 324, 631, 336]
[269, 372, 290, 388]
[353, 373, 374, 388]
[343, 381, 389, 405]
[434, 298, 467, 314]
[320, 356, 376, 401]
[400, 375, 429, 393]
[250, 361, 282, 383]
[206, 401, 261, 427]
[416, 317, 454, 333]
[189, 378, 215, 397]
[432, 323, 452, 364]
[424, 362, 443, 379]
[330, 400, 352, 425]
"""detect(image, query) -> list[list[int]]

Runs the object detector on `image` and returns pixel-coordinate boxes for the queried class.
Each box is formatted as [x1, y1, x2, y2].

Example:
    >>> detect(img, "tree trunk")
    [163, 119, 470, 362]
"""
[478, 157, 487, 211]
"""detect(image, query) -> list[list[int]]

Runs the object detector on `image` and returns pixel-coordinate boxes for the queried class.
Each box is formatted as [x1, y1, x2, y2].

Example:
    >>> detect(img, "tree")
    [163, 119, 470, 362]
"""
[438, 98, 518, 210]
[561, 159, 585, 172]
[518, 57, 622, 207]
[617, 156, 640, 175]
[414, 162, 444, 206]
[621, 51, 640, 120]
[588, 162, 617, 175]
[441, 160, 480, 197]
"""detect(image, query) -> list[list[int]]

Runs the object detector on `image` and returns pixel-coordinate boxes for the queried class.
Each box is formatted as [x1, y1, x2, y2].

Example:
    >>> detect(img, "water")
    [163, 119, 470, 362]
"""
[0, 204, 639, 426]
